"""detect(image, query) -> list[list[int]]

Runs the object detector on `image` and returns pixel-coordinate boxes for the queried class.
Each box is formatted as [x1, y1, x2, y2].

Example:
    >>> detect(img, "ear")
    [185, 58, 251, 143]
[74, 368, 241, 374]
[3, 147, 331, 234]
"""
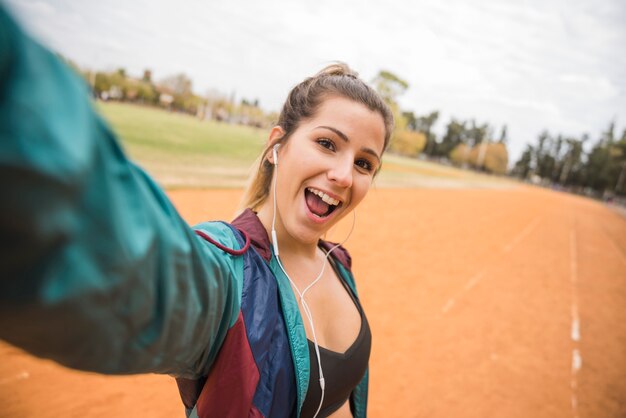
[266, 126, 285, 164]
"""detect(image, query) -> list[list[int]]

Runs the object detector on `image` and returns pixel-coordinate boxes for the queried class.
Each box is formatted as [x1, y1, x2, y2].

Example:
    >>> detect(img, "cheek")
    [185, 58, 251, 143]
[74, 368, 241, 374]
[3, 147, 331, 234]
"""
[276, 160, 307, 203]
[350, 178, 373, 207]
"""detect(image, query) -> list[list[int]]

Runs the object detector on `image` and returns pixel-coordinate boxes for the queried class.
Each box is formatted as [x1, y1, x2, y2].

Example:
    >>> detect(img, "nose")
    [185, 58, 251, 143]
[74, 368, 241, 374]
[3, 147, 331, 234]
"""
[327, 157, 353, 188]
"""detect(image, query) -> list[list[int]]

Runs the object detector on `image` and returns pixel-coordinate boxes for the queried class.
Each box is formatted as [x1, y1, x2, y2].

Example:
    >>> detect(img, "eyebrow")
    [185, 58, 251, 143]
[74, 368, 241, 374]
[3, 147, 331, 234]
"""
[316, 125, 381, 164]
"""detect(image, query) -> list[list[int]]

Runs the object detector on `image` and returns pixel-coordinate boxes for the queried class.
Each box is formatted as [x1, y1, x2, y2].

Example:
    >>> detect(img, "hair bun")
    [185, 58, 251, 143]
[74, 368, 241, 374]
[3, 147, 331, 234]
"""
[316, 62, 359, 78]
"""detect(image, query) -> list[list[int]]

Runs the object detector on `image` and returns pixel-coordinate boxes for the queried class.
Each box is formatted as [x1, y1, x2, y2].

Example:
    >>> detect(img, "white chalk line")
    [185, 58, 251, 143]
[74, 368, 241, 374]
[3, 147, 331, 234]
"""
[502, 217, 542, 253]
[0, 371, 30, 385]
[570, 229, 581, 418]
[571, 317, 580, 342]
[441, 216, 542, 315]
[572, 349, 582, 372]
[464, 272, 485, 292]
[441, 272, 483, 315]
[441, 298, 456, 314]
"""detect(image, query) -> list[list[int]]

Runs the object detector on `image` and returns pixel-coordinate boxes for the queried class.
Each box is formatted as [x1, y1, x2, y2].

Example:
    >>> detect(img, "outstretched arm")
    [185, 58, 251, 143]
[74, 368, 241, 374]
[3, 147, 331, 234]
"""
[0, 6, 240, 379]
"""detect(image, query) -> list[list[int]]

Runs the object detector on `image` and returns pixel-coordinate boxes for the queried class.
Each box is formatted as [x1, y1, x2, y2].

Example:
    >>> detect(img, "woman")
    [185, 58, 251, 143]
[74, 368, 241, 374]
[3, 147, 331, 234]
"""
[0, 6, 393, 418]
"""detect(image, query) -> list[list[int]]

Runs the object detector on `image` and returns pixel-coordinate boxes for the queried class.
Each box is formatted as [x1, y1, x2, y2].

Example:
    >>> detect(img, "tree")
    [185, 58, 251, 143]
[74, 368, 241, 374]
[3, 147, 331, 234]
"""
[550, 135, 564, 181]
[466, 120, 489, 147]
[159, 73, 197, 112]
[440, 119, 467, 158]
[512, 144, 534, 179]
[371, 70, 409, 103]
[136, 82, 158, 104]
[403, 110, 440, 155]
[402, 111, 417, 131]
[160, 73, 193, 97]
[482, 143, 509, 174]
[534, 130, 555, 179]
[559, 136, 585, 185]
[108, 69, 128, 99]
[498, 125, 508, 144]
[93, 72, 111, 96]
[415, 111, 439, 156]
[449, 143, 470, 166]
[388, 130, 427, 157]
[616, 129, 626, 194]
[372, 70, 411, 154]
[583, 122, 616, 191]
[142, 69, 152, 83]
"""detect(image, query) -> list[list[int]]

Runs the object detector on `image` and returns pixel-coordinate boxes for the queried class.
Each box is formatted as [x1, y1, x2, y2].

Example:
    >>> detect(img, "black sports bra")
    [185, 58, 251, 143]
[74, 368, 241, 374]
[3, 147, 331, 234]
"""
[299, 257, 372, 417]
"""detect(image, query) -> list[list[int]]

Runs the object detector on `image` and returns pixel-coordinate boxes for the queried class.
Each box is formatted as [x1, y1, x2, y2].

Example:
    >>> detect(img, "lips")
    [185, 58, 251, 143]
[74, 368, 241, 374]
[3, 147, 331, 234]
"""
[304, 187, 342, 219]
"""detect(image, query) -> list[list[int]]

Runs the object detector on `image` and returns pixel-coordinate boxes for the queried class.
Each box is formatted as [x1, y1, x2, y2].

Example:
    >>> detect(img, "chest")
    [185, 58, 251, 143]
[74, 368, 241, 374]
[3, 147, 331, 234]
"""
[292, 260, 362, 354]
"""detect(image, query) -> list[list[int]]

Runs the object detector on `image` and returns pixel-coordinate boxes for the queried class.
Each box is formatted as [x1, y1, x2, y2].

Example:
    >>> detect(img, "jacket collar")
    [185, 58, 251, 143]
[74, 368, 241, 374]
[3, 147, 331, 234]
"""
[231, 208, 352, 270]
[231, 208, 273, 261]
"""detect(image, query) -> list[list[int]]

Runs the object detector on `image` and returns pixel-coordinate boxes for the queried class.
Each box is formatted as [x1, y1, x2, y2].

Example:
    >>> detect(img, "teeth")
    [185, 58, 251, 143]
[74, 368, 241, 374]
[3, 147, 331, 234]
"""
[307, 187, 340, 206]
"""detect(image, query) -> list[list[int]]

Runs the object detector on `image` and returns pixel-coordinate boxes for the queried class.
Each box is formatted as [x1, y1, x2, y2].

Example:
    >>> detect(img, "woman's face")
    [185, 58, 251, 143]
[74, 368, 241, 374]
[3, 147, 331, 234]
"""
[269, 95, 386, 245]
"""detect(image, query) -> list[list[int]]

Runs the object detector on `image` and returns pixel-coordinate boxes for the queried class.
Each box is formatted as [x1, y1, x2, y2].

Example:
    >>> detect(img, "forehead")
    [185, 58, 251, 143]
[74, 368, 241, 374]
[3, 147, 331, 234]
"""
[304, 96, 386, 154]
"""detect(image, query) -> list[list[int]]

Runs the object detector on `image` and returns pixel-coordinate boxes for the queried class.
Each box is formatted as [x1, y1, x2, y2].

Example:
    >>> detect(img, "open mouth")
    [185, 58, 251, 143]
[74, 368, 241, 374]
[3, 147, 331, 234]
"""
[304, 187, 342, 218]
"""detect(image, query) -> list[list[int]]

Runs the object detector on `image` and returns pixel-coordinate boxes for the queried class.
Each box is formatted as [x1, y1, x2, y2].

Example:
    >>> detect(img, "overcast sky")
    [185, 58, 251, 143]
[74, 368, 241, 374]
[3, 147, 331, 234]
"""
[6, 0, 626, 163]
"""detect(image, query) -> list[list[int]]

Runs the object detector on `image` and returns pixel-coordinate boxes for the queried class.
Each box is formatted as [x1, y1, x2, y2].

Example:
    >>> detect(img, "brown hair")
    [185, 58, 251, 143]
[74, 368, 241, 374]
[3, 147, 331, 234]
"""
[240, 62, 394, 212]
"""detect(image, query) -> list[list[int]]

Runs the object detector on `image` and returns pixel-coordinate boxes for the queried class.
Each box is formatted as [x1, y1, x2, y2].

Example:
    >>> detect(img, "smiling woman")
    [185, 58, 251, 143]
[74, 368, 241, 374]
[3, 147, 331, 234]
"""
[0, 5, 393, 418]
[256, 95, 387, 245]
[245, 70, 392, 417]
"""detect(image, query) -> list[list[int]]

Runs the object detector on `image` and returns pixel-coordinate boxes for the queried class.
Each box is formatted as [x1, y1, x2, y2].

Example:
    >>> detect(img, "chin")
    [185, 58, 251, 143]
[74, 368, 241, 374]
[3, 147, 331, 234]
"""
[289, 224, 327, 245]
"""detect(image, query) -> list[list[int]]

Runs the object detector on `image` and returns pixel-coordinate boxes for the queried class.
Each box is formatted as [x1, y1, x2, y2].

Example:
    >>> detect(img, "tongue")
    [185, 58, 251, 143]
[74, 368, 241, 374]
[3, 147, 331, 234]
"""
[305, 191, 330, 217]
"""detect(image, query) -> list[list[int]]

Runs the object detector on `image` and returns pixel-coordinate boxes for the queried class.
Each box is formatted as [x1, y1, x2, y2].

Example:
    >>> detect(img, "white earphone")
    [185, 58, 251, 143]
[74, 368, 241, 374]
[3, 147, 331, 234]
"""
[272, 143, 279, 166]
[269, 141, 356, 418]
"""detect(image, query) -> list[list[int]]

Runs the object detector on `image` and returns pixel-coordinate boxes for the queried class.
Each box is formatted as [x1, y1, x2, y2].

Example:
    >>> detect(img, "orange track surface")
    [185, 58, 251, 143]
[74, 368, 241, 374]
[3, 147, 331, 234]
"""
[1, 187, 625, 417]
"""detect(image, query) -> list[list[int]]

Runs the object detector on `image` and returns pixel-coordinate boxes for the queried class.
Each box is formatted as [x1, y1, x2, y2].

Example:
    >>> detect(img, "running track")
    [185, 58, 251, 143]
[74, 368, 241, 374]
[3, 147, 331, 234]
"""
[1, 186, 625, 417]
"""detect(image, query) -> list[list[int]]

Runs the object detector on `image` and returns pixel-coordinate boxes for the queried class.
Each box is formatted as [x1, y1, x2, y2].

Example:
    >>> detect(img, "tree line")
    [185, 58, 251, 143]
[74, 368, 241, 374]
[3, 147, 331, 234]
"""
[511, 123, 626, 198]
[69, 58, 624, 196]
[64, 57, 274, 128]
[370, 68, 625, 197]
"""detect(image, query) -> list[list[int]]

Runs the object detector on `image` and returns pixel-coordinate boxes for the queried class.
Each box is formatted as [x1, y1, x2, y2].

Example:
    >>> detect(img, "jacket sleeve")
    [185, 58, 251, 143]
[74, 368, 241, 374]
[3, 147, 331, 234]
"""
[0, 6, 241, 379]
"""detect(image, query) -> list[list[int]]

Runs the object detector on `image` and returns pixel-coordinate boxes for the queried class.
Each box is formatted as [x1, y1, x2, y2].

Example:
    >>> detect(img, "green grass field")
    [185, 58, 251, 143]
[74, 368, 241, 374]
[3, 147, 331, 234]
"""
[98, 102, 265, 188]
[98, 102, 514, 189]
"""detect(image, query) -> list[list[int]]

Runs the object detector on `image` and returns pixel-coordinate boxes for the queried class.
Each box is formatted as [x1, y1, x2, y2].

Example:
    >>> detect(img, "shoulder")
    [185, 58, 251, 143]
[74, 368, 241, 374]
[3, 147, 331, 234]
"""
[194, 221, 242, 248]
[191, 221, 247, 281]
[193, 221, 247, 328]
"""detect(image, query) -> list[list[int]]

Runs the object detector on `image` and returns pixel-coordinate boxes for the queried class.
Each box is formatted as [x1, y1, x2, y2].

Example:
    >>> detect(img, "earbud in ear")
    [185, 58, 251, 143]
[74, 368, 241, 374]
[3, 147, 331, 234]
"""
[272, 144, 280, 166]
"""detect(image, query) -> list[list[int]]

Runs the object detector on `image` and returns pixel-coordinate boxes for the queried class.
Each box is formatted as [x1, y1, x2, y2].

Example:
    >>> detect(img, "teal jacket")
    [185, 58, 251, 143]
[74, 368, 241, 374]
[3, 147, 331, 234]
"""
[0, 6, 368, 417]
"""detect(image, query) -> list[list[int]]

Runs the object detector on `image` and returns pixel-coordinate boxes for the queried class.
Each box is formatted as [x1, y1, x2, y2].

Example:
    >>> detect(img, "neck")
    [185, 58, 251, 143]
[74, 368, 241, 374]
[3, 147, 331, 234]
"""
[256, 202, 321, 261]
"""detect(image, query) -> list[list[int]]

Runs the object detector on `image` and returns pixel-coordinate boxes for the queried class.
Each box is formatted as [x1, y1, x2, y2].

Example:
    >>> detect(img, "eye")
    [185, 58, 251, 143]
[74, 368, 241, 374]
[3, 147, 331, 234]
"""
[317, 138, 336, 151]
[355, 158, 375, 173]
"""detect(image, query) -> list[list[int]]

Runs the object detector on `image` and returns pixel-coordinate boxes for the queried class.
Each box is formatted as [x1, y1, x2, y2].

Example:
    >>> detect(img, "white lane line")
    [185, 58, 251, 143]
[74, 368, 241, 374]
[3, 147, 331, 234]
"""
[571, 317, 580, 342]
[441, 270, 487, 314]
[570, 229, 581, 418]
[572, 348, 582, 372]
[464, 272, 485, 292]
[502, 217, 542, 253]
[0, 371, 30, 385]
[441, 298, 456, 314]
[441, 273, 484, 315]
[441, 217, 542, 315]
